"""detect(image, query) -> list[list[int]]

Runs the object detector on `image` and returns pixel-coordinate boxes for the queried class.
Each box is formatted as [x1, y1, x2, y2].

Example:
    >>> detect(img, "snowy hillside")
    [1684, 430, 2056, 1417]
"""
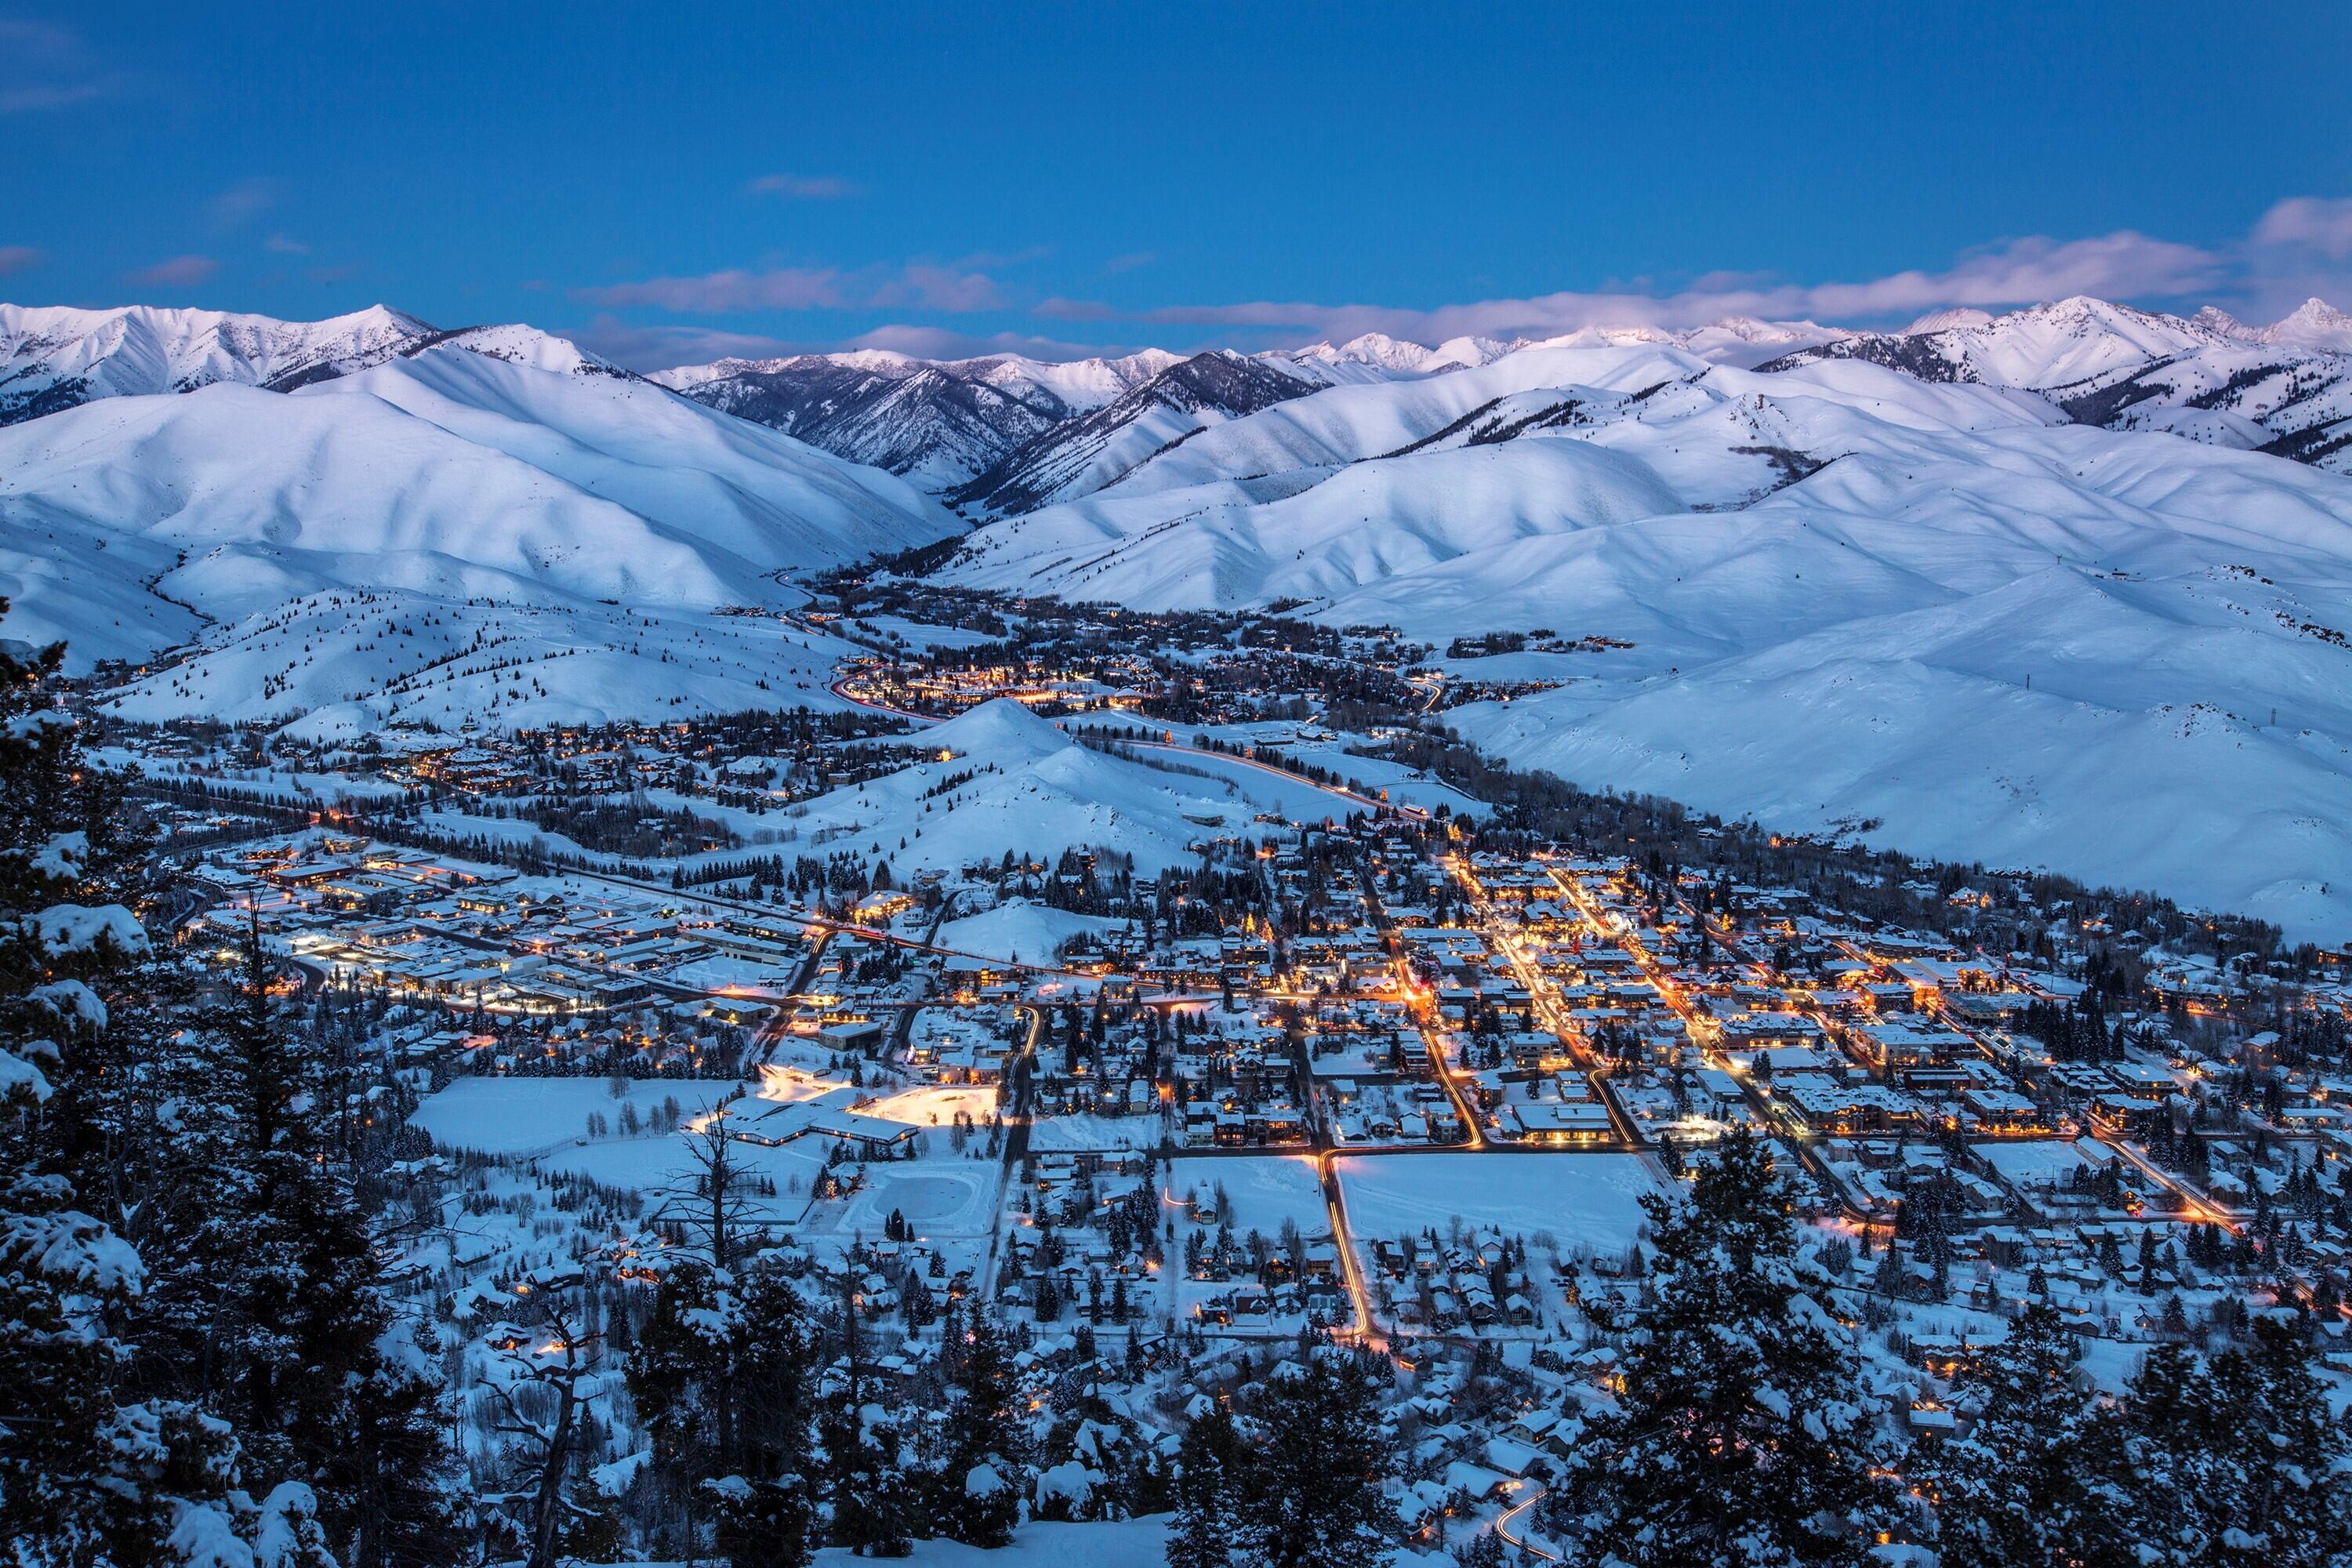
[0, 300, 436, 422]
[0, 334, 954, 728]
[937, 344, 2352, 940]
[654, 320, 1853, 496]
[95, 590, 868, 735]
[946, 351, 1324, 516]
[778, 699, 1320, 876]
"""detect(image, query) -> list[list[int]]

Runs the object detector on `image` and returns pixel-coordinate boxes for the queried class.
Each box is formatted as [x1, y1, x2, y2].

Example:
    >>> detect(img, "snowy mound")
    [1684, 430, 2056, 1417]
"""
[910, 698, 1076, 762]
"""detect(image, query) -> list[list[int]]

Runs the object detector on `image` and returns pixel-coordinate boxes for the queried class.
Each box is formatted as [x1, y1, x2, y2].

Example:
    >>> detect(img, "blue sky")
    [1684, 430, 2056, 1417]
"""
[5, 2, 2349, 368]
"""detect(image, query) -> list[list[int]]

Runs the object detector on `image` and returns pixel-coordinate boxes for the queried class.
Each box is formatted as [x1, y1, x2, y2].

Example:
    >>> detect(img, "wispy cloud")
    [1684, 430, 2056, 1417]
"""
[570, 315, 806, 369]
[1102, 252, 1156, 276]
[264, 233, 310, 256]
[208, 178, 276, 230]
[747, 172, 857, 200]
[1141, 230, 2227, 344]
[1035, 296, 1119, 321]
[2252, 197, 2352, 262]
[575, 260, 1009, 315]
[2238, 195, 2352, 319]
[0, 20, 124, 114]
[0, 245, 45, 278]
[127, 254, 220, 289]
[575, 266, 848, 312]
[872, 264, 1006, 313]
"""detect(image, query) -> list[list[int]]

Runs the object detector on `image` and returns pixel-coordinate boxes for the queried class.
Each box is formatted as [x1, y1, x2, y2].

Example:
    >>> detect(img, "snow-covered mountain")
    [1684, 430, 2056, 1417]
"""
[655, 319, 1849, 499]
[1767, 296, 2352, 471]
[946, 350, 1327, 516]
[777, 697, 1311, 877]
[0, 330, 954, 726]
[649, 347, 1181, 487]
[936, 340, 2352, 941]
[11, 289, 2352, 937]
[0, 301, 439, 422]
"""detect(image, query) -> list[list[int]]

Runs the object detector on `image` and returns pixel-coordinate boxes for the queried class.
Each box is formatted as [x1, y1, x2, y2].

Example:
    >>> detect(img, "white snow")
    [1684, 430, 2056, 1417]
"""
[1334, 1152, 1661, 1254]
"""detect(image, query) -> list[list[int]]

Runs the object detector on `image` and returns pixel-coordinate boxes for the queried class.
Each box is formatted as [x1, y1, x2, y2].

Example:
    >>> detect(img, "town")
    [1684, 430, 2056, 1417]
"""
[65, 582, 2352, 1565]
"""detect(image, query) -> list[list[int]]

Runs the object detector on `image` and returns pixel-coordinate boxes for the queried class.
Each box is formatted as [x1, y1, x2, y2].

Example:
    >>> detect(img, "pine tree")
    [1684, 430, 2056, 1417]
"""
[1548, 1127, 1897, 1568]
[632, 1254, 818, 1565]
[1235, 1349, 1396, 1568]
[1919, 1301, 2125, 1568]
[1166, 1402, 1242, 1568]
[0, 599, 246, 1562]
[2110, 1323, 2352, 1568]
[930, 1308, 1025, 1547]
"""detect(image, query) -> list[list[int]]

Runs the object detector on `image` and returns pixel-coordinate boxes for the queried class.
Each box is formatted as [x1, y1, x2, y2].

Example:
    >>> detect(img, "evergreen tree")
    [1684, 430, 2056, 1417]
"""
[1919, 1302, 2125, 1568]
[1235, 1350, 1396, 1568]
[929, 1308, 1025, 1547]
[0, 601, 246, 1563]
[1166, 1402, 1242, 1568]
[630, 1255, 820, 1567]
[2109, 1324, 2352, 1568]
[1547, 1128, 1896, 1567]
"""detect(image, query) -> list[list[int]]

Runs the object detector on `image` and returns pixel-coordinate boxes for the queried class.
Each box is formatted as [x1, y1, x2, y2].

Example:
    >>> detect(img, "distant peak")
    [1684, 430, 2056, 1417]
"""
[1900, 307, 1994, 336]
[2260, 296, 2352, 350]
[2191, 305, 2256, 341]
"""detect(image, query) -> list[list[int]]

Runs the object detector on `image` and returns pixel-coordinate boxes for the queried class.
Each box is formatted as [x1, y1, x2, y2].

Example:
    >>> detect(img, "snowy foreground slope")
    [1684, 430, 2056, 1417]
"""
[938, 344, 2352, 942]
[0, 328, 953, 720]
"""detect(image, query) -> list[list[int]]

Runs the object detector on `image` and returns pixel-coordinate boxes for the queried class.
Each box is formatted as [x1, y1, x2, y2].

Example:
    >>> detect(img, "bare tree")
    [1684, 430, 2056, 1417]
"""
[484, 1301, 604, 1568]
[664, 1108, 753, 1269]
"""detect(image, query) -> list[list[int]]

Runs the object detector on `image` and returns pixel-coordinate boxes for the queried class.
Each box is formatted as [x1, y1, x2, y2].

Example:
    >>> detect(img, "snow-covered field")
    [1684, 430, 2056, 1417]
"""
[410, 1075, 746, 1160]
[1335, 1152, 1661, 1254]
[811, 1516, 1170, 1568]
[1167, 1155, 1330, 1239]
[935, 899, 1130, 965]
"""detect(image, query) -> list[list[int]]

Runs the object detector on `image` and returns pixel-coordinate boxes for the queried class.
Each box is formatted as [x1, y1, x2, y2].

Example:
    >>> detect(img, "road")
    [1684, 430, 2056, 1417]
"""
[1314, 1149, 1382, 1348]
[1495, 1486, 1559, 1562]
[978, 1003, 1046, 1303]
[1441, 855, 1645, 1148]
[1530, 858, 1889, 1222]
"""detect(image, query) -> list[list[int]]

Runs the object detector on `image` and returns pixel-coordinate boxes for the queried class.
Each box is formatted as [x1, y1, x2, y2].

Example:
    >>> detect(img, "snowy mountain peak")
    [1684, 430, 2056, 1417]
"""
[0, 299, 442, 419]
[416, 321, 627, 378]
[2261, 296, 2352, 351]
[1290, 333, 1443, 374]
[1902, 307, 1994, 336]
[2191, 305, 2258, 341]
[1425, 335, 1520, 371]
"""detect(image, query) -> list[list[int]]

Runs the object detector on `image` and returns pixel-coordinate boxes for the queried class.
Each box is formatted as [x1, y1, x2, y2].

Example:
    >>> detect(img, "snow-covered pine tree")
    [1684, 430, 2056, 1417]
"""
[928, 1307, 1025, 1548]
[2109, 1322, 2352, 1568]
[1918, 1300, 2125, 1568]
[630, 1255, 819, 1568]
[1546, 1127, 1898, 1568]
[1165, 1400, 1242, 1568]
[0, 598, 246, 1562]
[136, 908, 465, 1567]
[1234, 1347, 1396, 1568]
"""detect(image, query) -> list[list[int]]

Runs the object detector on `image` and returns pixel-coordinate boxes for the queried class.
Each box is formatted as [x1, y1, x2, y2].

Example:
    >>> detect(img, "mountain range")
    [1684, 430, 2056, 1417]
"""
[4, 292, 2351, 938]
